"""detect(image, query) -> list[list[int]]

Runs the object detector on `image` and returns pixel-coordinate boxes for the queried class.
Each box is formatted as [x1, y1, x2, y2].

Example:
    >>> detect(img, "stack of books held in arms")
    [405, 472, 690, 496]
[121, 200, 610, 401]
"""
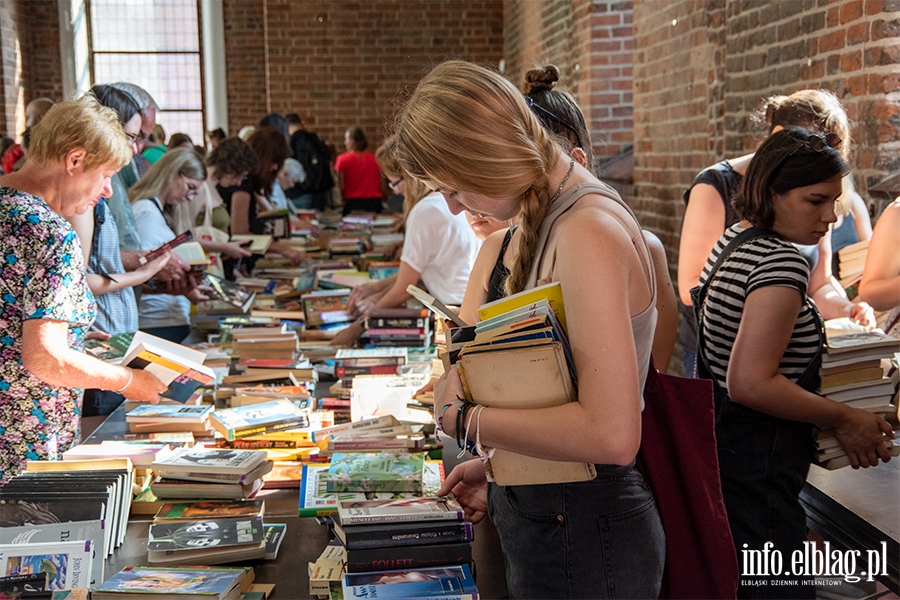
[149, 448, 272, 500]
[453, 281, 596, 486]
[814, 330, 900, 469]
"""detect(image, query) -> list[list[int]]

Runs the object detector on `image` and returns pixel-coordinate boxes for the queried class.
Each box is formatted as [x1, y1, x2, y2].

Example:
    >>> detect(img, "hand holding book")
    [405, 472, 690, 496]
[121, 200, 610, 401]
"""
[117, 367, 168, 403]
[436, 459, 488, 523]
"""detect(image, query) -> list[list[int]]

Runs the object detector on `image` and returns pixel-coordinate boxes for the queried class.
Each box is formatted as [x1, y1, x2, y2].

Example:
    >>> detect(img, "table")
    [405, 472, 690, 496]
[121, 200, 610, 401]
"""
[801, 462, 900, 593]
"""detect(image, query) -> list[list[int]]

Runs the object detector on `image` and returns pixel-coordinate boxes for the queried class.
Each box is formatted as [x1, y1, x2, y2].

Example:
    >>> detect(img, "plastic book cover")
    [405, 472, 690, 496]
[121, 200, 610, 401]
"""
[126, 404, 213, 420]
[342, 564, 477, 599]
[148, 517, 264, 551]
[93, 565, 244, 594]
[325, 452, 424, 493]
[0, 540, 93, 590]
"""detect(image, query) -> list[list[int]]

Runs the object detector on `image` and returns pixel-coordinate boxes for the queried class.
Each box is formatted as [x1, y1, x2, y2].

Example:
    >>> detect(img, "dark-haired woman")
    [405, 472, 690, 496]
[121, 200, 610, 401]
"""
[695, 128, 892, 598]
[335, 126, 383, 215]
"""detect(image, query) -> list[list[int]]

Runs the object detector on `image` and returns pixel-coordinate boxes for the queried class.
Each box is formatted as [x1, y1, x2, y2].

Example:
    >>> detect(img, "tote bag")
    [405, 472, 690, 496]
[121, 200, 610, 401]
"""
[193, 186, 229, 279]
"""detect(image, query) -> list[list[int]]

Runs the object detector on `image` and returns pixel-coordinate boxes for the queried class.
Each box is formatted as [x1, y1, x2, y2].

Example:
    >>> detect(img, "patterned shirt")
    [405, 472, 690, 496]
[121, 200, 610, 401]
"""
[698, 224, 821, 392]
[0, 186, 96, 483]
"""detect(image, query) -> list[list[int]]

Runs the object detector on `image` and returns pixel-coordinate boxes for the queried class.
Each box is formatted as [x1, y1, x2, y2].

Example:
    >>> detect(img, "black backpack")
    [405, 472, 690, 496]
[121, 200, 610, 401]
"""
[289, 130, 334, 196]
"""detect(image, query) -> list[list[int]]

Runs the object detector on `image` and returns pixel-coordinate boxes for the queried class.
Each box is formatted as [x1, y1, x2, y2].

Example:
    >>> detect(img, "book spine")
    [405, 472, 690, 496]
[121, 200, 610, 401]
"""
[341, 510, 464, 525]
[336, 365, 401, 378]
[344, 542, 472, 573]
[343, 522, 474, 550]
[336, 357, 405, 367]
[366, 318, 428, 328]
[219, 438, 310, 449]
[231, 416, 310, 440]
[327, 438, 421, 451]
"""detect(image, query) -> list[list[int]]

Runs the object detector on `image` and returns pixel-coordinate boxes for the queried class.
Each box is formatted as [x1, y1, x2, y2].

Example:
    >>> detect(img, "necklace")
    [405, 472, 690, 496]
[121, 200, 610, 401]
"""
[548, 158, 575, 207]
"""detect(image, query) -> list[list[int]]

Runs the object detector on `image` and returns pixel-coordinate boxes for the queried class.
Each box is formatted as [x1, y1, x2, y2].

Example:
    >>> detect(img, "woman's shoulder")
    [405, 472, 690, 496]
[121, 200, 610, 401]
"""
[0, 186, 70, 234]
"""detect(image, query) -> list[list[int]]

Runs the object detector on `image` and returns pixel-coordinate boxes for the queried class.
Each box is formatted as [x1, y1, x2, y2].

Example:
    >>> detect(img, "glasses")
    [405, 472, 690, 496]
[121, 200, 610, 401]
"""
[524, 96, 584, 150]
[808, 132, 842, 152]
[124, 131, 141, 144]
[181, 173, 199, 194]
[388, 177, 404, 191]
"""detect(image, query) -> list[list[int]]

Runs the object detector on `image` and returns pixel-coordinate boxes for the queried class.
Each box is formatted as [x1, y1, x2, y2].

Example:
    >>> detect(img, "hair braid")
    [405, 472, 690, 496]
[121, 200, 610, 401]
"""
[507, 169, 551, 295]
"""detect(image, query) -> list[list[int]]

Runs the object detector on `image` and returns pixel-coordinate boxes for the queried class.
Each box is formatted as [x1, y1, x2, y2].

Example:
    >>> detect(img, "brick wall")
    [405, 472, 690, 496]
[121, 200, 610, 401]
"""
[25, 0, 63, 103]
[222, 0, 504, 150]
[0, 0, 29, 138]
[504, 0, 635, 167]
[633, 0, 900, 264]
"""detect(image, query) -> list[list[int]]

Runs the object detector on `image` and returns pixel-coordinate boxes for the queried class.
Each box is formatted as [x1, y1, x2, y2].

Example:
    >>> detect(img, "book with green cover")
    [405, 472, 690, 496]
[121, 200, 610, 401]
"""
[325, 452, 424, 493]
[84, 332, 135, 362]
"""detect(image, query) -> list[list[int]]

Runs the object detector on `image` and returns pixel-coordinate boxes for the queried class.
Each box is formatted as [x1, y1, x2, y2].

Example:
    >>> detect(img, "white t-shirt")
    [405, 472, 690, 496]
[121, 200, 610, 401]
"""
[132, 197, 191, 329]
[400, 193, 480, 305]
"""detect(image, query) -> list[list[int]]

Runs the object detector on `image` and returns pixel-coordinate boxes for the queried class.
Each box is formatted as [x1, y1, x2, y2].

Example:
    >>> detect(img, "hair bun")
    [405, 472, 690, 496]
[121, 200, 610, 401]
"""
[525, 65, 560, 93]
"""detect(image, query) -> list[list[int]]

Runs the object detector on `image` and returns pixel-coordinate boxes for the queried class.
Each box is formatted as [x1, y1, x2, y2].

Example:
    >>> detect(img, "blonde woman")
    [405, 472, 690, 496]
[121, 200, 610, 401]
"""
[0, 97, 166, 482]
[394, 61, 664, 598]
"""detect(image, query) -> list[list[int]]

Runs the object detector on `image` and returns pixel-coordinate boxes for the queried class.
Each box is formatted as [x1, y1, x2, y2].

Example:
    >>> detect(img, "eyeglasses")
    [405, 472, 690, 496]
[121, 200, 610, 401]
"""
[181, 173, 199, 193]
[808, 132, 842, 152]
[388, 177, 404, 191]
[524, 96, 584, 150]
[124, 131, 140, 144]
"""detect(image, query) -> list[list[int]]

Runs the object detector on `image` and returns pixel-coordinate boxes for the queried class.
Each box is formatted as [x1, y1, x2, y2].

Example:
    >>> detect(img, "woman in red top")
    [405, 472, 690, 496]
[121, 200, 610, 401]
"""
[335, 126, 383, 215]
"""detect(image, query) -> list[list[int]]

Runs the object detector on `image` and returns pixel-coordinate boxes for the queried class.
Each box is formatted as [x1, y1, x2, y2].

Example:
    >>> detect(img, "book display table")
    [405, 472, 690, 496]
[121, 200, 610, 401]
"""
[801, 462, 899, 593]
[86, 406, 510, 599]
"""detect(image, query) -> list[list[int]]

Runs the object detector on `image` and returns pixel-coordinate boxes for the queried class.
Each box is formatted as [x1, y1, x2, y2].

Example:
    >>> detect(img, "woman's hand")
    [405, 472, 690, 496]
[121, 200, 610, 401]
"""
[219, 241, 253, 259]
[437, 459, 488, 523]
[414, 376, 437, 400]
[137, 250, 172, 278]
[84, 330, 111, 342]
[186, 286, 211, 303]
[281, 247, 307, 267]
[347, 282, 377, 314]
[833, 406, 895, 468]
[846, 301, 876, 329]
[121, 368, 168, 403]
[329, 319, 365, 347]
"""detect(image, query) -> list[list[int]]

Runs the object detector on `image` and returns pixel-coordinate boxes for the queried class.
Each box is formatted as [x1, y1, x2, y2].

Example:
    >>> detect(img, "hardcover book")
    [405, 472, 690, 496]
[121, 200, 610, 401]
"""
[92, 566, 246, 599]
[344, 541, 472, 573]
[325, 452, 424, 493]
[342, 564, 477, 600]
[0, 540, 93, 590]
[334, 519, 474, 550]
[208, 400, 311, 442]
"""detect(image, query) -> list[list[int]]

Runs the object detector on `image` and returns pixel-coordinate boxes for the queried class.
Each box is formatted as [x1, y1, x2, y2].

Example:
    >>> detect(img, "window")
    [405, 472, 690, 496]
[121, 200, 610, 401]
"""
[87, 0, 205, 145]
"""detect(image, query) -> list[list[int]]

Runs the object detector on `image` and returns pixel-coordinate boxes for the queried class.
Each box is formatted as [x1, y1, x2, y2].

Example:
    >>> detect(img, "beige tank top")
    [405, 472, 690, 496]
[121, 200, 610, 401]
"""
[527, 181, 658, 391]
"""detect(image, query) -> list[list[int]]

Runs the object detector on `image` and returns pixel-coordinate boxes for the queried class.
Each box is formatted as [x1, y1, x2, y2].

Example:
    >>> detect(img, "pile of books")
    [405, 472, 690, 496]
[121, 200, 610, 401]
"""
[144, 499, 274, 565]
[362, 307, 433, 348]
[333, 347, 407, 392]
[149, 447, 273, 500]
[815, 330, 900, 469]
[836, 239, 869, 295]
[125, 404, 214, 435]
[230, 323, 300, 360]
[0, 458, 138, 587]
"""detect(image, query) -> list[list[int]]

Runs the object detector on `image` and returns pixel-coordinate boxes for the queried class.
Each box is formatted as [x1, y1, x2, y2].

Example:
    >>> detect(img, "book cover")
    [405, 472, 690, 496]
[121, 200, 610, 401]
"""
[208, 400, 311, 441]
[0, 540, 93, 590]
[148, 517, 265, 552]
[122, 333, 216, 403]
[230, 234, 273, 255]
[0, 521, 104, 585]
[261, 461, 303, 489]
[0, 572, 49, 594]
[302, 290, 353, 327]
[342, 564, 477, 600]
[153, 501, 265, 523]
[326, 452, 424, 493]
[126, 404, 213, 422]
[150, 477, 263, 500]
[345, 542, 472, 573]
[478, 280, 567, 333]
[92, 566, 245, 597]
[335, 519, 474, 550]
[336, 496, 464, 526]
[84, 332, 135, 362]
[152, 448, 266, 476]
[262, 524, 286, 560]
[205, 274, 256, 313]
[825, 330, 900, 354]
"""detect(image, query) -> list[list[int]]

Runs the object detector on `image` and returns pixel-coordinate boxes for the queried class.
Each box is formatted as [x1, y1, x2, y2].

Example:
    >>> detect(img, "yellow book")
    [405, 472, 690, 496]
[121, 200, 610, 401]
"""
[477, 280, 568, 333]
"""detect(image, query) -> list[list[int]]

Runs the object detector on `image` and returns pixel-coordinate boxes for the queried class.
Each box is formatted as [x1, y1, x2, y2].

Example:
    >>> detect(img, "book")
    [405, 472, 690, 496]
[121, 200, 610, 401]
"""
[261, 461, 303, 489]
[310, 415, 401, 443]
[302, 290, 353, 327]
[92, 566, 246, 600]
[153, 501, 265, 524]
[333, 519, 473, 550]
[326, 452, 425, 493]
[0, 520, 105, 586]
[151, 448, 267, 477]
[0, 572, 49, 595]
[205, 274, 256, 313]
[121, 333, 216, 403]
[126, 404, 213, 424]
[61, 442, 174, 467]
[141, 231, 192, 264]
[173, 241, 211, 271]
[406, 285, 468, 328]
[477, 280, 567, 332]
[262, 524, 286, 560]
[458, 340, 596, 486]
[148, 517, 265, 552]
[823, 331, 900, 362]
[230, 234, 273, 255]
[0, 540, 93, 590]
[208, 400, 311, 441]
[308, 541, 345, 597]
[341, 564, 477, 599]
[84, 332, 136, 363]
[150, 477, 264, 501]
[819, 365, 887, 390]
[336, 496, 464, 526]
[344, 542, 472, 573]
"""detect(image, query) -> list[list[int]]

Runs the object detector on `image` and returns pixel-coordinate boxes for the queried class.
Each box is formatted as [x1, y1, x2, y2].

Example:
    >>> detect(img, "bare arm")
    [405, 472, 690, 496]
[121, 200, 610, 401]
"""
[809, 230, 875, 327]
[849, 191, 873, 241]
[229, 190, 252, 235]
[727, 286, 892, 468]
[859, 200, 900, 311]
[677, 184, 727, 305]
[86, 252, 171, 295]
[66, 211, 94, 265]
[268, 241, 307, 266]
[437, 212, 651, 466]
[347, 274, 396, 315]
[643, 231, 677, 373]
[21, 319, 167, 402]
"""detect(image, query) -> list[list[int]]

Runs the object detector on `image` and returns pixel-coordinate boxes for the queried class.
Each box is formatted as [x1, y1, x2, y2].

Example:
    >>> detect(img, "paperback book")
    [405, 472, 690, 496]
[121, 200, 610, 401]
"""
[153, 500, 265, 524]
[208, 400, 311, 441]
[342, 564, 477, 600]
[122, 333, 216, 403]
[92, 566, 247, 600]
[325, 452, 424, 493]
[336, 496, 464, 526]
[0, 540, 93, 590]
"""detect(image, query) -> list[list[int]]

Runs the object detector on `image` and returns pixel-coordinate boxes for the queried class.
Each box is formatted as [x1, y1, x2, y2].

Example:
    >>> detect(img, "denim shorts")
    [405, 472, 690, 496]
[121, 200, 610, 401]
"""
[487, 462, 665, 599]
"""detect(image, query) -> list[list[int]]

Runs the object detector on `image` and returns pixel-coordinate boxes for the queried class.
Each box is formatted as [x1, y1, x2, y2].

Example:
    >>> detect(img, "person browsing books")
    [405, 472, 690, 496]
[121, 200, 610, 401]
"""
[694, 129, 893, 598]
[0, 96, 167, 483]
[393, 60, 665, 598]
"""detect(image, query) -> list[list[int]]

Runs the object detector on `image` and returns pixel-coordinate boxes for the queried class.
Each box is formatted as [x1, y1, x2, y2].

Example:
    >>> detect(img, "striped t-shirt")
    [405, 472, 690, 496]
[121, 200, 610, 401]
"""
[697, 225, 821, 392]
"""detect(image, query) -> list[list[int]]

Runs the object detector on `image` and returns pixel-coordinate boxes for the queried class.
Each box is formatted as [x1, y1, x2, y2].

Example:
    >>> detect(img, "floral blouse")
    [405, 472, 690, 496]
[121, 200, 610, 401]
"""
[0, 186, 95, 483]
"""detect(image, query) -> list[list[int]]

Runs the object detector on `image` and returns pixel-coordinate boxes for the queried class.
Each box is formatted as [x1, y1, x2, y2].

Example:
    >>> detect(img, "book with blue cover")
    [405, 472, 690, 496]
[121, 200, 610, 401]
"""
[326, 452, 425, 494]
[342, 564, 478, 599]
[0, 540, 93, 590]
[208, 399, 311, 441]
[92, 565, 246, 599]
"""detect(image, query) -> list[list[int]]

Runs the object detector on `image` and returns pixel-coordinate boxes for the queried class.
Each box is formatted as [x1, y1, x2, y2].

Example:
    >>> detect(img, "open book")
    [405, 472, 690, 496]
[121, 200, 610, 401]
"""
[122, 332, 216, 402]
